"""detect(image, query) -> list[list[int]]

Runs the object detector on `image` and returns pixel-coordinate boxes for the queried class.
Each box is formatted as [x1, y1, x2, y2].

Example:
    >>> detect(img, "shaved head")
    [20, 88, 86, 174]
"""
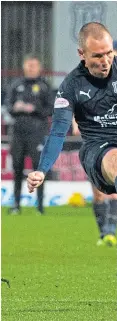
[77, 22, 114, 79]
[78, 22, 112, 50]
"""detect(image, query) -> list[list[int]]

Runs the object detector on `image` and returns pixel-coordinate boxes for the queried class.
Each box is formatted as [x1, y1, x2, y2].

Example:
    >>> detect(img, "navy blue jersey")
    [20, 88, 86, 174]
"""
[38, 57, 117, 173]
[57, 56, 117, 140]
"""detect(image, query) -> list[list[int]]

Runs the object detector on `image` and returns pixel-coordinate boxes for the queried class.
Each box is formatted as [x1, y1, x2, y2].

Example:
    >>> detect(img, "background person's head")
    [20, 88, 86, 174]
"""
[23, 54, 42, 79]
[78, 22, 114, 79]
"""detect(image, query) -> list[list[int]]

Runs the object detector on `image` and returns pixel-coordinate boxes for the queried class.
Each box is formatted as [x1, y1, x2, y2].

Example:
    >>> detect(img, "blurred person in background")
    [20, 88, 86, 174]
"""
[5, 53, 53, 214]
[72, 116, 117, 246]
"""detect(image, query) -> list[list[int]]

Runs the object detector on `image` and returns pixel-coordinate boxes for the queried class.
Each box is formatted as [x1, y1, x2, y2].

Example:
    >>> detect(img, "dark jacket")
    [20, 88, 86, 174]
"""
[5, 76, 53, 119]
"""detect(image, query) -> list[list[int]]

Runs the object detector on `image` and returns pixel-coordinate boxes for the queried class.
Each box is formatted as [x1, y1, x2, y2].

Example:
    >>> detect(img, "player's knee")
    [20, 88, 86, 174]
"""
[93, 187, 105, 202]
[109, 193, 117, 200]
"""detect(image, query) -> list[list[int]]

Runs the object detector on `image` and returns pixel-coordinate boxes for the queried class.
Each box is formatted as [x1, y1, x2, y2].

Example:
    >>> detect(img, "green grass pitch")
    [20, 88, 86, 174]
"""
[1, 206, 117, 321]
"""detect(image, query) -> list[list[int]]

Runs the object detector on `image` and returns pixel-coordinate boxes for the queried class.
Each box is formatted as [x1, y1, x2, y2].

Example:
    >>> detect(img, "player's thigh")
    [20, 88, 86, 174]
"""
[107, 193, 117, 200]
[101, 148, 117, 184]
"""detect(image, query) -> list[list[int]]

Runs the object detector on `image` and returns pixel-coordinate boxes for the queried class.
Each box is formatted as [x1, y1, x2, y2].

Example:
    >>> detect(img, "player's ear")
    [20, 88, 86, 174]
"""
[77, 48, 85, 60]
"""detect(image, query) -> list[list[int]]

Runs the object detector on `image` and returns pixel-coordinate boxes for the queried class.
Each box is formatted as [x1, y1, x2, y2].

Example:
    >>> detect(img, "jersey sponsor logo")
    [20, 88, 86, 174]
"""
[54, 98, 69, 108]
[94, 104, 117, 127]
[79, 89, 91, 98]
[112, 81, 117, 93]
[108, 104, 117, 114]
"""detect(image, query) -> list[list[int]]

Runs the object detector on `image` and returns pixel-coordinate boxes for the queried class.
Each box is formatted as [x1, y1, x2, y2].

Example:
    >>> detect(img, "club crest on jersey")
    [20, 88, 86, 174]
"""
[32, 84, 40, 93]
[54, 97, 69, 108]
[112, 81, 117, 93]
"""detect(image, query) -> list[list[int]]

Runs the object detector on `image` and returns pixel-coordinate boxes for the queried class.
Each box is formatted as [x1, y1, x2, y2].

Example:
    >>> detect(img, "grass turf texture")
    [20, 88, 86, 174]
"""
[1, 206, 117, 321]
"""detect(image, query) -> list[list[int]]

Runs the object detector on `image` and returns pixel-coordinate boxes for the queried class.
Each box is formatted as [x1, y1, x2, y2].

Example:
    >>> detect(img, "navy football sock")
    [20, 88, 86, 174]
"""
[115, 176, 117, 193]
[93, 201, 109, 238]
[108, 199, 117, 235]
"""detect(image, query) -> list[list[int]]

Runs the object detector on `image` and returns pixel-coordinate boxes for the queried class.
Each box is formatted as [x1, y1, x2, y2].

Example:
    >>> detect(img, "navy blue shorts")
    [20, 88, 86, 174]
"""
[79, 140, 117, 194]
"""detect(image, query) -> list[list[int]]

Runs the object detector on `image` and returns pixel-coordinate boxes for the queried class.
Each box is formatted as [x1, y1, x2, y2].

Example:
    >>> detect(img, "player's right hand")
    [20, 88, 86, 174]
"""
[27, 171, 45, 193]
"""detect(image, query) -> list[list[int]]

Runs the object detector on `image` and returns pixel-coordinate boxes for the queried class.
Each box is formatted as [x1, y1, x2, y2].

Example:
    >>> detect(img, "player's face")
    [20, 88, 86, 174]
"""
[79, 34, 114, 78]
[23, 59, 41, 78]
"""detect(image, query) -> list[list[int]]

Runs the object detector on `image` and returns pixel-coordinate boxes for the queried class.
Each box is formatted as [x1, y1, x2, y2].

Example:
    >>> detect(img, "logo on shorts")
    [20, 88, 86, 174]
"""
[100, 142, 109, 148]
[112, 81, 117, 93]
